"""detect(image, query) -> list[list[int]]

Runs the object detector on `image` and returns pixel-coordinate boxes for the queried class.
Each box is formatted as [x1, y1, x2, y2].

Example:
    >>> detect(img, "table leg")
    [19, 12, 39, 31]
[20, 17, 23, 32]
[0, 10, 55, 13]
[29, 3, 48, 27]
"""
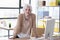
[8, 30, 10, 38]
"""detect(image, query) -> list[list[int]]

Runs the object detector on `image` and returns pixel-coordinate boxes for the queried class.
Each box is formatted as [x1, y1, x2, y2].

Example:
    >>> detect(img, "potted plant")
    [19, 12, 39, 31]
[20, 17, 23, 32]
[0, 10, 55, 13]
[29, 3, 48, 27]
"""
[9, 23, 11, 28]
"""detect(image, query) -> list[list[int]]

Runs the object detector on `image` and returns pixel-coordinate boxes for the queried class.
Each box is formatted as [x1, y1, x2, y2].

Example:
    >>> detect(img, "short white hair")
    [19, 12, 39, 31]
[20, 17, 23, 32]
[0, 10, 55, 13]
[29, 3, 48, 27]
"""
[23, 4, 32, 11]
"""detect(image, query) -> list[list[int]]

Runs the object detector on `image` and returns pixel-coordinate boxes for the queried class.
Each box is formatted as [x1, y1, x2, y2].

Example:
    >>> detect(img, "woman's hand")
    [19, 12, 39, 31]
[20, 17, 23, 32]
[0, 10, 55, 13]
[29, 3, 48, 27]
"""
[9, 36, 16, 39]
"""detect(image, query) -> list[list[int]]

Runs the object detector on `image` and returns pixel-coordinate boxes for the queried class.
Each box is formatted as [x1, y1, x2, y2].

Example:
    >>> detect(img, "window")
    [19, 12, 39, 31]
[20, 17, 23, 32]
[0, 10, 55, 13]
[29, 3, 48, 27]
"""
[0, 0, 19, 38]
[0, 9, 19, 18]
[21, 0, 30, 7]
[49, 7, 59, 19]
[20, 0, 30, 13]
[0, 0, 31, 39]
[0, 0, 19, 7]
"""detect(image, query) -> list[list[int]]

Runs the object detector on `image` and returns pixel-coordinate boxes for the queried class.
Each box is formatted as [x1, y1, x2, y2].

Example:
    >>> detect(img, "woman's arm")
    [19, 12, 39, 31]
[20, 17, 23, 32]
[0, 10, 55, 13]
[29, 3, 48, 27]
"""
[12, 14, 23, 38]
[32, 14, 38, 37]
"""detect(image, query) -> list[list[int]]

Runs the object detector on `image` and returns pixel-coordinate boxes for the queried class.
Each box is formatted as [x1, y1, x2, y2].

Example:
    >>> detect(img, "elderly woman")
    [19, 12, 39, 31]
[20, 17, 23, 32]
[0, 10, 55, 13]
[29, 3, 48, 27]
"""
[12, 4, 37, 39]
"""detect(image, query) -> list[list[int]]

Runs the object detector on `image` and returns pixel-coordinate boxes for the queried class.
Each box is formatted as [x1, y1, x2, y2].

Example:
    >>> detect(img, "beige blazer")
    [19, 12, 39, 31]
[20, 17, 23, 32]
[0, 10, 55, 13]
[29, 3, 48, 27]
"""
[13, 13, 36, 38]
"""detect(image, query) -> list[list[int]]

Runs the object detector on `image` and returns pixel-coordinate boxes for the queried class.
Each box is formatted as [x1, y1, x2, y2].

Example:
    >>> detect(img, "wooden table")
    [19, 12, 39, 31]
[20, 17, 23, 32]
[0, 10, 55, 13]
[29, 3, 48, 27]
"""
[9, 38, 30, 40]
[9, 36, 60, 40]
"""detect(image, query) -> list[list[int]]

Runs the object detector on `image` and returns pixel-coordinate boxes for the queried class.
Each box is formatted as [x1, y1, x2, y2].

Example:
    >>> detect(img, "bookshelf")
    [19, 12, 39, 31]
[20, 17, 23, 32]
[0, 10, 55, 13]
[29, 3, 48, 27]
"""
[37, 0, 59, 32]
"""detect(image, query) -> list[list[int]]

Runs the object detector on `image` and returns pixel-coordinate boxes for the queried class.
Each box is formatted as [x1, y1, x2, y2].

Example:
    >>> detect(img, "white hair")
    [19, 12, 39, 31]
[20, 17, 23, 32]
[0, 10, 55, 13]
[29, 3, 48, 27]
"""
[23, 4, 32, 11]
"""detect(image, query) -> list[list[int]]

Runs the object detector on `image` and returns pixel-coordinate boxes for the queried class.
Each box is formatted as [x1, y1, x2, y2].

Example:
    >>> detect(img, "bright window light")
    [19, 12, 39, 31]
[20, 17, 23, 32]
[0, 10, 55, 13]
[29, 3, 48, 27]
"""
[21, 0, 29, 7]
[0, 9, 19, 18]
[0, 0, 19, 7]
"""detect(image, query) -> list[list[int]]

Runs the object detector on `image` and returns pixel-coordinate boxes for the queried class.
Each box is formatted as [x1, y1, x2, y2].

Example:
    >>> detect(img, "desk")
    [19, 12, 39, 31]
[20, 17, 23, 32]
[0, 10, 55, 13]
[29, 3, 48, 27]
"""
[0, 27, 13, 38]
[9, 38, 30, 40]
[0, 27, 44, 38]
[9, 36, 60, 40]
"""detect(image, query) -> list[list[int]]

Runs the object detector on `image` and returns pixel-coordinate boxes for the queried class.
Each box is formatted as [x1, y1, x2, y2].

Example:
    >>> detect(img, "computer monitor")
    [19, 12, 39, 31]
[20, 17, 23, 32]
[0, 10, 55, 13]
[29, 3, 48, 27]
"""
[44, 19, 55, 40]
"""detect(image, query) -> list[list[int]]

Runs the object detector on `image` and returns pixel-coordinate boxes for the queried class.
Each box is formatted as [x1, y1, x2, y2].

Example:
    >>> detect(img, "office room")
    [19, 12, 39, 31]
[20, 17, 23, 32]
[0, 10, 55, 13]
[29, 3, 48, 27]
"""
[0, 0, 60, 40]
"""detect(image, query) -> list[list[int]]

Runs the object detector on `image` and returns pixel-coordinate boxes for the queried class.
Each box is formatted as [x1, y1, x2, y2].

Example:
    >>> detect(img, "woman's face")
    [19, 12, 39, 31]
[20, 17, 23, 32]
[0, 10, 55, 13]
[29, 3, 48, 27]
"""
[24, 7, 31, 15]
